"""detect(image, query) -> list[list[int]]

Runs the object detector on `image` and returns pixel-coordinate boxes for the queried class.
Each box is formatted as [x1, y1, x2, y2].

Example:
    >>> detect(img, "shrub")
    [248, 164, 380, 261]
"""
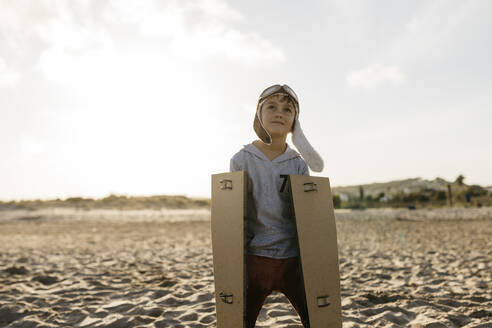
[466, 185, 487, 197]
[332, 195, 341, 209]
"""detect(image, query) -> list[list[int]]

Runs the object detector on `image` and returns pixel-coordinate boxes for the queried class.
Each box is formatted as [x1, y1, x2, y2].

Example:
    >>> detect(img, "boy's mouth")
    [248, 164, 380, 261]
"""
[271, 121, 284, 125]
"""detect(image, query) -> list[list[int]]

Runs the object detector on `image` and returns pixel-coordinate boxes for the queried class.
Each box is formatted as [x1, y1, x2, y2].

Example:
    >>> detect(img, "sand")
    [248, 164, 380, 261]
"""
[0, 207, 491, 327]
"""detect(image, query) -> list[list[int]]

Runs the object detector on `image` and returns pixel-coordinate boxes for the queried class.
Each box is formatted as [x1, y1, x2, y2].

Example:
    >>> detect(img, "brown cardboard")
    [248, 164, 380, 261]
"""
[290, 175, 342, 328]
[211, 171, 246, 328]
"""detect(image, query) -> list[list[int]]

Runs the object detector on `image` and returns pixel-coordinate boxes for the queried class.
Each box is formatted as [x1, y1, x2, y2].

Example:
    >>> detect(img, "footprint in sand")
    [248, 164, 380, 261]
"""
[32, 274, 59, 285]
[4, 266, 29, 275]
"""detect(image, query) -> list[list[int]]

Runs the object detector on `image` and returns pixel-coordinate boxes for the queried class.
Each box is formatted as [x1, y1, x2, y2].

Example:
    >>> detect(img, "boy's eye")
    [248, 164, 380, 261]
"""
[284, 108, 292, 113]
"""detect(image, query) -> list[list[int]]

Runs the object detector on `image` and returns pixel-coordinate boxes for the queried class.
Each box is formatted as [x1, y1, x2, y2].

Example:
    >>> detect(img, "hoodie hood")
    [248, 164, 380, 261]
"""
[253, 84, 324, 172]
[241, 143, 301, 163]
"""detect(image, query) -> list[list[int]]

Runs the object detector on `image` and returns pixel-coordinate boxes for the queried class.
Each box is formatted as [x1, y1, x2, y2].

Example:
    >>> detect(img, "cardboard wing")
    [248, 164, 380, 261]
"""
[211, 171, 246, 328]
[290, 175, 342, 328]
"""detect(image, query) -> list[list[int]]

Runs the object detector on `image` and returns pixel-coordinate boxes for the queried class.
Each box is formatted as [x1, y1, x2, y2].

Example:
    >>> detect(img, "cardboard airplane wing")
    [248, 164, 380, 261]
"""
[211, 172, 342, 328]
[211, 171, 247, 328]
[290, 175, 342, 328]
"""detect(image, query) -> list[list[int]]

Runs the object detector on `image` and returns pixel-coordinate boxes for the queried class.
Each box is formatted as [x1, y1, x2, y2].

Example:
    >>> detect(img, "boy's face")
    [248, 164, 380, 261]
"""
[260, 94, 296, 138]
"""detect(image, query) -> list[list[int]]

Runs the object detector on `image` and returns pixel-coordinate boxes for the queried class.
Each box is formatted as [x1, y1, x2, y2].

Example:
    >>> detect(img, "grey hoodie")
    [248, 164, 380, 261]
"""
[230, 143, 309, 259]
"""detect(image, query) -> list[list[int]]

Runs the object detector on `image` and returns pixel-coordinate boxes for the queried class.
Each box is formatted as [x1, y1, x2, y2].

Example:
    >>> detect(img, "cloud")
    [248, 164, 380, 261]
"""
[0, 0, 284, 68]
[104, 0, 285, 64]
[387, 1, 485, 63]
[346, 64, 405, 89]
[0, 57, 21, 87]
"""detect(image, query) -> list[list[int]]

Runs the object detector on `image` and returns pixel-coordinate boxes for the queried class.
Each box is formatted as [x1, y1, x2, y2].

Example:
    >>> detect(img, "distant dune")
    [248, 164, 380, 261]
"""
[332, 177, 453, 197]
[0, 194, 210, 211]
[1, 177, 491, 211]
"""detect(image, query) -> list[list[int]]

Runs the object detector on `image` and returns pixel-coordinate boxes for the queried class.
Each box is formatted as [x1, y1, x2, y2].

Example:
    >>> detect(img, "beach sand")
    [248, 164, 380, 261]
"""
[0, 207, 491, 327]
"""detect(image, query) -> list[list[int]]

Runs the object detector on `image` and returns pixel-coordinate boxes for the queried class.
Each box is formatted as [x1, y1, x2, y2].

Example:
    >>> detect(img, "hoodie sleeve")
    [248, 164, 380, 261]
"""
[230, 152, 243, 172]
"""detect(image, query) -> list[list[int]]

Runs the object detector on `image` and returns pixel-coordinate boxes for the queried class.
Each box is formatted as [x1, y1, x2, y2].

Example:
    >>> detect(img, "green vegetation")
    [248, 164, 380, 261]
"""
[0, 194, 211, 211]
[332, 195, 341, 209]
[333, 175, 492, 209]
[1, 175, 490, 211]
[455, 174, 465, 186]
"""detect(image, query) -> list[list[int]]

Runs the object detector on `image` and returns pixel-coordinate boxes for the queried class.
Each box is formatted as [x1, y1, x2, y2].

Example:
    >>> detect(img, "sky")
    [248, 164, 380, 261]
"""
[1, 0, 491, 200]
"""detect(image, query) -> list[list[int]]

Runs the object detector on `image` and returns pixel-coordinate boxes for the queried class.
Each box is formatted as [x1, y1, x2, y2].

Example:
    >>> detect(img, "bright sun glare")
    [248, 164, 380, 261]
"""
[33, 45, 222, 198]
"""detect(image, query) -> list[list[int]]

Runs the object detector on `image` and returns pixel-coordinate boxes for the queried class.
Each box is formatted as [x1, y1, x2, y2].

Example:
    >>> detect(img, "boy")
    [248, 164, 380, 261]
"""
[230, 84, 324, 328]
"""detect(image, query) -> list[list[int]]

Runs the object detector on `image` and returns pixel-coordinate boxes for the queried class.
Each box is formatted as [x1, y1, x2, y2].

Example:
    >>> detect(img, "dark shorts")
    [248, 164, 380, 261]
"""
[246, 254, 309, 328]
